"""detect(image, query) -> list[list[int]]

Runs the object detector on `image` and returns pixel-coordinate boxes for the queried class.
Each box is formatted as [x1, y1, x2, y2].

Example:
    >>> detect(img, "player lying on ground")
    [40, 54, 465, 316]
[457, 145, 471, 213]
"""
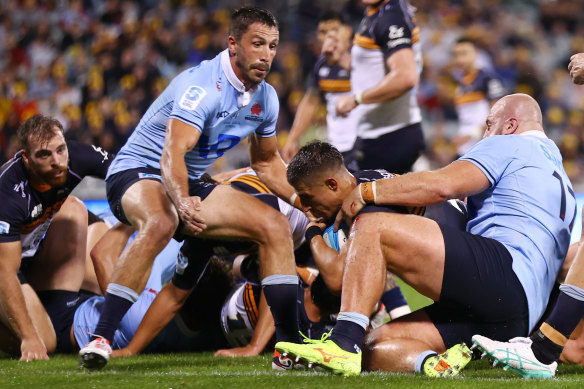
[276, 95, 575, 377]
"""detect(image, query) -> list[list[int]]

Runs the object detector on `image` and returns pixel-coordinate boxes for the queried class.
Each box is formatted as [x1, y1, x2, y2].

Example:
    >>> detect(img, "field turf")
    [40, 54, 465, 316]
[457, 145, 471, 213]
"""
[2, 352, 584, 388]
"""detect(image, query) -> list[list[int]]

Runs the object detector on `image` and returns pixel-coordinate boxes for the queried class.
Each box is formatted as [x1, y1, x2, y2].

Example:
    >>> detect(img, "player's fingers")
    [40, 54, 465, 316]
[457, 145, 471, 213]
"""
[333, 210, 344, 232]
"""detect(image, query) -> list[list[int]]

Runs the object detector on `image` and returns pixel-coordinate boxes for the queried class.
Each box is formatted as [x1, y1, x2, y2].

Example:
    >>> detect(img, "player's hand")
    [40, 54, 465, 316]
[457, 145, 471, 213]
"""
[336, 95, 358, 116]
[306, 219, 327, 231]
[177, 196, 207, 234]
[334, 185, 364, 231]
[20, 337, 49, 362]
[569, 53, 584, 85]
[281, 141, 298, 163]
[112, 347, 134, 358]
[213, 345, 261, 357]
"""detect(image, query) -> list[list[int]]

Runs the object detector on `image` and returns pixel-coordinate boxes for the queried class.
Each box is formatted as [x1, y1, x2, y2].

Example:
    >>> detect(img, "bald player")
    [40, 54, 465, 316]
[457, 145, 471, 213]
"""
[276, 94, 576, 378]
[470, 53, 584, 379]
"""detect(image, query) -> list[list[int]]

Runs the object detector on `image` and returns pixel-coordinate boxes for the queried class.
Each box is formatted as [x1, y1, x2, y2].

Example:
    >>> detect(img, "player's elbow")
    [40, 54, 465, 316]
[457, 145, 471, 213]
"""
[400, 71, 418, 91]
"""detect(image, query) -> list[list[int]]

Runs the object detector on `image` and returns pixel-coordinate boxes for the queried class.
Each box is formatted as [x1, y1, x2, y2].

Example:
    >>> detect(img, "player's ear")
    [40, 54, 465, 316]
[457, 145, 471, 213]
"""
[228, 35, 237, 56]
[325, 177, 338, 191]
[503, 117, 518, 135]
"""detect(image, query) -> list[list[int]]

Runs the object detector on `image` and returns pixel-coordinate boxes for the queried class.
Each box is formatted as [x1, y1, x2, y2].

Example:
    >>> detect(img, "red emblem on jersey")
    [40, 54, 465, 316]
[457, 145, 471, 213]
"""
[251, 103, 262, 115]
[216, 82, 221, 91]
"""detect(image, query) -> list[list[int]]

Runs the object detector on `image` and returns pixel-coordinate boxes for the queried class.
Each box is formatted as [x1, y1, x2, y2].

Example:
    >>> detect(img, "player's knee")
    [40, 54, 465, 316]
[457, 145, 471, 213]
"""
[259, 211, 292, 244]
[141, 213, 177, 243]
[57, 196, 88, 222]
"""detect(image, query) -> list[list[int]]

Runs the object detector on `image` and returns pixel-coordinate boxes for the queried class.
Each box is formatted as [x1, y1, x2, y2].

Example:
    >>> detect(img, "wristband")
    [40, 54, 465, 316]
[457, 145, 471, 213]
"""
[305, 225, 323, 243]
[359, 181, 376, 204]
[354, 92, 363, 105]
[289, 193, 302, 208]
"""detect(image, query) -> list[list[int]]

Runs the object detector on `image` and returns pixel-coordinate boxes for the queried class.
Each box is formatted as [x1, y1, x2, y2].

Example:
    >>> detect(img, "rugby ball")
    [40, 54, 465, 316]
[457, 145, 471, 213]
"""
[322, 223, 349, 252]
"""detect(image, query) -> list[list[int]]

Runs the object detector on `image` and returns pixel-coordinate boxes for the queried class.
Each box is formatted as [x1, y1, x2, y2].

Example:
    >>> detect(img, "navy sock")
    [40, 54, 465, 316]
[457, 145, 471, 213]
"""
[544, 291, 584, 340]
[92, 293, 135, 343]
[381, 287, 408, 313]
[262, 280, 301, 343]
[329, 319, 366, 354]
[530, 291, 584, 364]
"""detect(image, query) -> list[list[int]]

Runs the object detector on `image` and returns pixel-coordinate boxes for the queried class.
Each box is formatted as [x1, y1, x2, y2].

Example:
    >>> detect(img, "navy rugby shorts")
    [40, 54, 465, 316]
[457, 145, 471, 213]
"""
[423, 223, 529, 348]
[106, 167, 216, 238]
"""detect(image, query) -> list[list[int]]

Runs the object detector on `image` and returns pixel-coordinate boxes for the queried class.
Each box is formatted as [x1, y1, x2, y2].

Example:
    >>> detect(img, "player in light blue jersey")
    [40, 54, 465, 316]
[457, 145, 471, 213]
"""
[276, 93, 576, 377]
[80, 7, 303, 371]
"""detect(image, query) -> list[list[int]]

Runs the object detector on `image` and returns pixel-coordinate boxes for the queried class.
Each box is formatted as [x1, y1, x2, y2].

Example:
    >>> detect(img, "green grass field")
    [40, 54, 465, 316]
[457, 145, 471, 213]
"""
[2, 353, 584, 389]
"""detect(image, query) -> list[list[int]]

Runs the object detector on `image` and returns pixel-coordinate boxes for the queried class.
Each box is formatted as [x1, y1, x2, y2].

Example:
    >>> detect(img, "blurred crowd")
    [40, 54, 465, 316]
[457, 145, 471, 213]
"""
[1, 0, 584, 183]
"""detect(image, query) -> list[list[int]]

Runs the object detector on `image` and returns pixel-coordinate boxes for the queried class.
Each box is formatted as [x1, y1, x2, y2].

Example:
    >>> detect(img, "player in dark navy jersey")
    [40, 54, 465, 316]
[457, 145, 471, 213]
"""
[335, 0, 425, 174]
[0, 114, 111, 361]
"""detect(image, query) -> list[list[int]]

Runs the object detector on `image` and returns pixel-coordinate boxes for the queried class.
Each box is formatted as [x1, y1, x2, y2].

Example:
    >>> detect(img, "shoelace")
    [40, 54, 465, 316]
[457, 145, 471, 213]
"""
[299, 329, 333, 344]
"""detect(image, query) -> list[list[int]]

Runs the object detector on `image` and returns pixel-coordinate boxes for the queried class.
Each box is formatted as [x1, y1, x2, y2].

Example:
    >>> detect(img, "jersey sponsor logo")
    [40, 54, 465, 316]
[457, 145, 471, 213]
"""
[245, 103, 264, 122]
[31, 204, 43, 218]
[388, 37, 411, 48]
[178, 85, 207, 111]
[175, 251, 188, 275]
[388, 25, 404, 39]
[91, 145, 110, 162]
[216, 111, 230, 118]
[0, 221, 10, 234]
[13, 181, 26, 197]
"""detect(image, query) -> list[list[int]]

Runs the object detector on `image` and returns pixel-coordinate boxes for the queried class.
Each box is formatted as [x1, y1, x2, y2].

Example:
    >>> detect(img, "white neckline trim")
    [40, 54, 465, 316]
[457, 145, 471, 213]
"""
[519, 130, 548, 139]
[220, 49, 245, 93]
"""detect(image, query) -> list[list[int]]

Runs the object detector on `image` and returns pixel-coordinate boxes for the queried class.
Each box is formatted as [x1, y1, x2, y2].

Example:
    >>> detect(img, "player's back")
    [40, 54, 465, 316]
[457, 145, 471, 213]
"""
[462, 132, 576, 330]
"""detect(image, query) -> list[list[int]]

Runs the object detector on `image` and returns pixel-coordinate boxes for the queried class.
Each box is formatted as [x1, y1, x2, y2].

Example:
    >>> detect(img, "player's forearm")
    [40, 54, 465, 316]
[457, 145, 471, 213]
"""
[374, 171, 452, 207]
[160, 149, 191, 206]
[287, 92, 320, 144]
[309, 238, 343, 293]
[247, 292, 275, 353]
[251, 152, 296, 201]
[359, 69, 417, 105]
[125, 283, 188, 355]
[0, 274, 42, 341]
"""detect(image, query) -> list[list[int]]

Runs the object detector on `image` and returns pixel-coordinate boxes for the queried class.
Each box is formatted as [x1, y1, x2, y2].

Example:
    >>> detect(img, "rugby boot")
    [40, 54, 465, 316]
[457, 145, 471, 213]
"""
[79, 337, 112, 371]
[423, 343, 472, 377]
[471, 335, 557, 379]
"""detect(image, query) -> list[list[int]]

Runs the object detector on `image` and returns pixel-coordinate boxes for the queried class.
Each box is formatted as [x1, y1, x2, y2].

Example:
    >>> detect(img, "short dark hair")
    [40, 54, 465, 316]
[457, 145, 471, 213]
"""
[17, 114, 64, 152]
[456, 36, 476, 46]
[287, 141, 344, 188]
[230, 6, 278, 41]
[319, 10, 344, 24]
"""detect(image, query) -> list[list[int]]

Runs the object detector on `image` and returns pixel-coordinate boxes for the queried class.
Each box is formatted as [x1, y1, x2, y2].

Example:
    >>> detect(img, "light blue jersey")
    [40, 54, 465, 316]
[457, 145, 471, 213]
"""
[73, 231, 182, 349]
[460, 131, 576, 331]
[107, 49, 278, 180]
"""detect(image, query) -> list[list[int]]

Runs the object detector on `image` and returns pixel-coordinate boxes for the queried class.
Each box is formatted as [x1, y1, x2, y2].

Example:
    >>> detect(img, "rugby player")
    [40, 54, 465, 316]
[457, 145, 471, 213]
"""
[276, 94, 575, 377]
[451, 37, 505, 156]
[335, 0, 425, 174]
[470, 52, 584, 379]
[281, 14, 359, 169]
[79, 7, 303, 370]
[0, 114, 112, 361]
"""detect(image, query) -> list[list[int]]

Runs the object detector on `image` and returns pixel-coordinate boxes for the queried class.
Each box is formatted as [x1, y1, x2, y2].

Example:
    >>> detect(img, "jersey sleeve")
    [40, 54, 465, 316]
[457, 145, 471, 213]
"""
[67, 141, 113, 179]
[373, 8, 415, 59]
[459, 136, 517, 187]
[170, 80, 215, 133]
[0, 194, 25, 243]
[254, 85, 279, 138]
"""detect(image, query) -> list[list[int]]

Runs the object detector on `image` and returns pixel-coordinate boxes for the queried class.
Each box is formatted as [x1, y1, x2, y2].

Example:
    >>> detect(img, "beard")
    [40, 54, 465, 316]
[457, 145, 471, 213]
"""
[236, 56, 270, 86]
[39, 167, 68, 187]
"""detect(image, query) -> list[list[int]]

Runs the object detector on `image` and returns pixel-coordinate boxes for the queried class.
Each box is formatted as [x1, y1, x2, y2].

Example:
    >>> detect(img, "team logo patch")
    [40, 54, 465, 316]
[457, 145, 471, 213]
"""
[319, 66, 330, 78]
[138, 172, 162, 180]
[13, 181, 26, 198]
[245, 103, 264, 122]
[0, 221, 10, 234]
[179, 85, 207, 111]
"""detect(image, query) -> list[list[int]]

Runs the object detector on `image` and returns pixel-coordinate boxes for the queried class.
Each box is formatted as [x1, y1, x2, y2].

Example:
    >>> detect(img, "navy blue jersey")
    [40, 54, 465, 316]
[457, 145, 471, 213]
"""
[0, 141, 112, 257]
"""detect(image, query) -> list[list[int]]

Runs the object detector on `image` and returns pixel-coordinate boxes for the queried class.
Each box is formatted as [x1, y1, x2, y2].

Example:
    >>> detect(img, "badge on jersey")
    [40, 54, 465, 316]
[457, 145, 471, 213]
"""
[0, 221, 10, 234]
[179, 85, 207, 111]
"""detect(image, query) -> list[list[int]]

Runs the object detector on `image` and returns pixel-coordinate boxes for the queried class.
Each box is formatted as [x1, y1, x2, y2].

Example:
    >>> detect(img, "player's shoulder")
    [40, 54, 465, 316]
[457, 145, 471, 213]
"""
[378, 0, 414, 24]
[354, 169, 396, 183]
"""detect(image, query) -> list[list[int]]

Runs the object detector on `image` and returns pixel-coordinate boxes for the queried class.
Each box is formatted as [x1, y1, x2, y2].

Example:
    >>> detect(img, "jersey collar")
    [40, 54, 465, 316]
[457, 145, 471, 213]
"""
[520, 130, 548, 139]
[220, 49, 258, 108]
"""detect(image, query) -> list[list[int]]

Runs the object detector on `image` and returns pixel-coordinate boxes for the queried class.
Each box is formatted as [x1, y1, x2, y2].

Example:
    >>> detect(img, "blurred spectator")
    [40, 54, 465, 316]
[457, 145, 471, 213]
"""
[0, 0, 582, 186]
